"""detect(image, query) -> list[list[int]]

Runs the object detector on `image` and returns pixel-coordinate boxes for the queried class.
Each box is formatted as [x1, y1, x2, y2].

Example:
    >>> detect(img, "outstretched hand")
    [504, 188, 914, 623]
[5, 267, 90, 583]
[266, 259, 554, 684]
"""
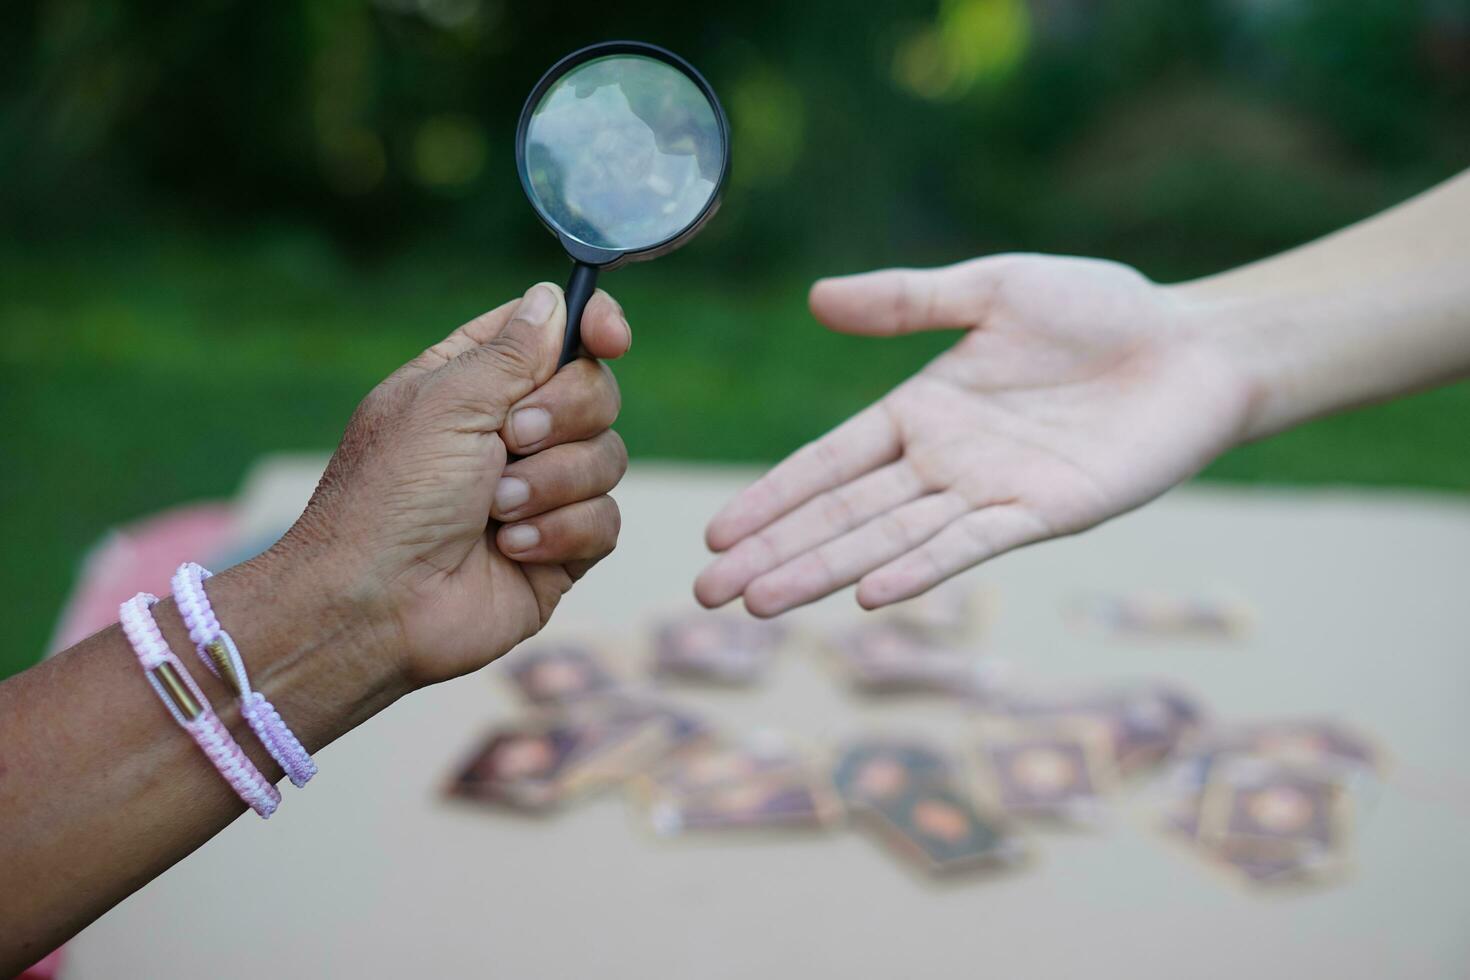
[696, 254, 1255, 617]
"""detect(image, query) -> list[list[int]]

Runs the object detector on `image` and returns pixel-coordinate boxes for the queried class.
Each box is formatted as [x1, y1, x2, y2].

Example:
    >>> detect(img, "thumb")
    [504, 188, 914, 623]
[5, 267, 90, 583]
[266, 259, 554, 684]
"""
[808, 258, 1004, 336]
[422, 282, 567, 432]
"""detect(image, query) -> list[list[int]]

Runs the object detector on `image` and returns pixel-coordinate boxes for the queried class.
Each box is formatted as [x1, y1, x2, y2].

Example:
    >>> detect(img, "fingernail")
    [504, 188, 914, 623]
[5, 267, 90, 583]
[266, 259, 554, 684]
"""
[494, 477, 530, 512]
[619, 315, 632, 352]
[517, 285, 557, 325]
[512, 407, 552, 446]
[502, 523, 540, 552]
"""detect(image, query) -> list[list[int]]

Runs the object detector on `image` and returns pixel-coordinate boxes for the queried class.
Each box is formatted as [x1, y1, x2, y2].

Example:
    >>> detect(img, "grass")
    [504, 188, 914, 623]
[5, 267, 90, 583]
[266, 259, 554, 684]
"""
[3, 232, 1468, 680]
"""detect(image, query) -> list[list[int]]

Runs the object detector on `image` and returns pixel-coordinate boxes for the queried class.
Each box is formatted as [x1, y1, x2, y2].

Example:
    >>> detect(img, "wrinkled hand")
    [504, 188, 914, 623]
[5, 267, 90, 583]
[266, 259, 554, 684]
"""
[278, 282, 630, 686]
[696, 254, 1255, 616]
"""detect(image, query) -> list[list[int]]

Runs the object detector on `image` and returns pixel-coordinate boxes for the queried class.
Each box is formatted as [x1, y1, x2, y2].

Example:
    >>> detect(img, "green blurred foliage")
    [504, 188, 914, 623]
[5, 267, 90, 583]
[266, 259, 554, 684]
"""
[2, 0, 1469, 675]
[7, 0, 1468, 272]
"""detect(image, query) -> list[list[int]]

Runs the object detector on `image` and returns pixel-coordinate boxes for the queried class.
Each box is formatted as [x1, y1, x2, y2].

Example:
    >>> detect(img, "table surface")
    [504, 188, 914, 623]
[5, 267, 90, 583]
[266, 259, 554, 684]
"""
[63, 463, 1470, 980]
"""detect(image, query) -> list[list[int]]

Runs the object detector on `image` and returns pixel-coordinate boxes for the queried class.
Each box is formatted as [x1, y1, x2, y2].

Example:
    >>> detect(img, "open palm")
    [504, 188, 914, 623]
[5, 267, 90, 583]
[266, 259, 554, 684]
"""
[695, 254, 1253, 616]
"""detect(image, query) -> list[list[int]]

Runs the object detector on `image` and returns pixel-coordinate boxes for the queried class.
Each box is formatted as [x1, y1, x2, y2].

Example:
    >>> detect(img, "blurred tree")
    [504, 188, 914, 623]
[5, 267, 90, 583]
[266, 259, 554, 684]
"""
[1, 0, 1467, 278]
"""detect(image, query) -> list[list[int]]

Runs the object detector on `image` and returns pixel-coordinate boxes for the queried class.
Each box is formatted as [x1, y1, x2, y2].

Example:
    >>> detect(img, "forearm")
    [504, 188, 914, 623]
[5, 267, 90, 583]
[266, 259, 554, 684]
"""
[0, 550, 406, 974]
[1174, 170, 1470, 441]
[0, 281, 628, 972]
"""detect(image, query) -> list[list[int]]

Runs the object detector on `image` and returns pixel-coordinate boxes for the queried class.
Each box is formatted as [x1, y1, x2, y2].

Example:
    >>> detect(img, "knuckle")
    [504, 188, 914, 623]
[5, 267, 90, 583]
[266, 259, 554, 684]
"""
[917, 544, 948, 581]
[475, 327, 542, 380]
[601, 497, 622, 538]
[807, 545, 840, 587]
[578, 496, 621, 545]
[751, 529, 781, 568]
[817, 488, 859, 532]
[420, 337, 458, 367]
[874, 511, 911, 549]
[749, 473, 789, 517]
[599, 362, 622, 419]
[596, 287, 623, 316]
[811, 438, 843, 476]
[958, 513, 997, 554]
[893, 269, 938, 328]
[601, 429, 629, 475]
[895, 271, 919, 325]
[416, 374, 487, 423]
[564, 361, 619, 428]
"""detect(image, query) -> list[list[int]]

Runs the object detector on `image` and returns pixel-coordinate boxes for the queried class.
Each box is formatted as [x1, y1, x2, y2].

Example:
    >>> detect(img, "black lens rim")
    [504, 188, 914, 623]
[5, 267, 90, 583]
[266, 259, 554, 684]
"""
[515, 40, 731, 270]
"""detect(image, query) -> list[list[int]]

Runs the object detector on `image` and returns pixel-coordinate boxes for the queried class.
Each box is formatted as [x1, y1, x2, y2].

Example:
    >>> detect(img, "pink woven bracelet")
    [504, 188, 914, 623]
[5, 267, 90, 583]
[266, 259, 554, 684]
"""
[171, 562, 317, 789]
[119, 593, 280, 818]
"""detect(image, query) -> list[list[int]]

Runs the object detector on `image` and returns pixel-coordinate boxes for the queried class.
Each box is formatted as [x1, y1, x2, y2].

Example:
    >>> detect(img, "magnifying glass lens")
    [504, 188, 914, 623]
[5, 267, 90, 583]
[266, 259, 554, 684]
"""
[524, 54, 723, 252]
[517, 43, 728, 369]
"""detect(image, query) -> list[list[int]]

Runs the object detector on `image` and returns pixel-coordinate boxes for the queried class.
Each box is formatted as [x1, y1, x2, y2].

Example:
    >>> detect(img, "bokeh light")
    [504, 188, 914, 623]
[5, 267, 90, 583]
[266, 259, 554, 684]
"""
[892, 0, 1031, 101]
[413, 113, 489, 191]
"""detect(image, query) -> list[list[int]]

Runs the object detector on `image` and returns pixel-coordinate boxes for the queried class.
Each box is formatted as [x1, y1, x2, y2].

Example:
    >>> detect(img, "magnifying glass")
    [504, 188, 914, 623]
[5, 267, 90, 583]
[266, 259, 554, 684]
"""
[516, 41, 731, 368]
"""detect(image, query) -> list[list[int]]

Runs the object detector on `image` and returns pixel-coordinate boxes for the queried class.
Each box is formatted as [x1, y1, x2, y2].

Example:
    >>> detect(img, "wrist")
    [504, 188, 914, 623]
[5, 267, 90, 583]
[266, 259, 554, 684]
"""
[264, 530, 412, 687]
[1165, 276, 1281, 445]
[154, 547, 411, 766]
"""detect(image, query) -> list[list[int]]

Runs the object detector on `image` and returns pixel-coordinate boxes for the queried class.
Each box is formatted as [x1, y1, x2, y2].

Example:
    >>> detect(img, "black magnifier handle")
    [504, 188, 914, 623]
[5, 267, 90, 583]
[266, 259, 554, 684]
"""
[558, 261, 599, 369]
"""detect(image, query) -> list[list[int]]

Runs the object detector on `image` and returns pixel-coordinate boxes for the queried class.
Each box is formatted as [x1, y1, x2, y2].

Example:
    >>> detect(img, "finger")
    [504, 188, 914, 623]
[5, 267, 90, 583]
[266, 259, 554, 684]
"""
[694, 461, 924, 608]
[519, 551, 614, 627]
[742, 492, 969, 618]
[808, 257, 1006, 336]
[497, 495, 621, 565]
[492, 430, 628, 523]
[561, 556, 605, 583]
[856, 506, 1049, 608]
[580, 289, 633, 360]
[521, 563, 576, 627]
[502, 357, 620, 455]
[422, 282, 566, 433]
[704, 404, 901, 552]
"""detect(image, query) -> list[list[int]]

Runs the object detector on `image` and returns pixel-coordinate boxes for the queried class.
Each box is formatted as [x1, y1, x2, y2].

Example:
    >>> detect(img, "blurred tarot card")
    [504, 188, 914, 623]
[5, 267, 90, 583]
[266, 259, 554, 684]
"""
[447, 720, 597, 812]
[1170, 718, 1380, 792]
[975, 720, 1115, 825]
[830, 619, 991, 697]
[648, 769, 841, 835]
[644, 734, 837, 835]
[1002, 683, 1204, 777]
[652, 612, 785, 686]
[447, 705, 678, 811]
[1205, 838, 1336, 886]
[1232, 719, 1379, 774]
[1197, 756, 1348, 856]
[863, 785, 1024, 876]
[568, 695, 715, 781]
[643, 733, 806, 800]
[555, 696, 705, 787]
[623, 697, 715, 753]
[507, 643, 620, 707]
[1068, 591, 1253, 640]
[832, 737, 955, 809]
[1164, 757, 1348, 887]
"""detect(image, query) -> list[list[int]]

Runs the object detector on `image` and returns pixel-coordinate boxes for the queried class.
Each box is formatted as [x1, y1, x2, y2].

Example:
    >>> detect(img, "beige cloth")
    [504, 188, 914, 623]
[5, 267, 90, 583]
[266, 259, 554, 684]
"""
[64, 463, 1470, 979]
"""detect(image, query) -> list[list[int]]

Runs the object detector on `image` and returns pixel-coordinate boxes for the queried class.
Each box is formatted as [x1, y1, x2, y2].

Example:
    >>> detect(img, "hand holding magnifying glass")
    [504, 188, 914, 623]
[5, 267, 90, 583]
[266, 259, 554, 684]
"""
[517, 42, 731, 368]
